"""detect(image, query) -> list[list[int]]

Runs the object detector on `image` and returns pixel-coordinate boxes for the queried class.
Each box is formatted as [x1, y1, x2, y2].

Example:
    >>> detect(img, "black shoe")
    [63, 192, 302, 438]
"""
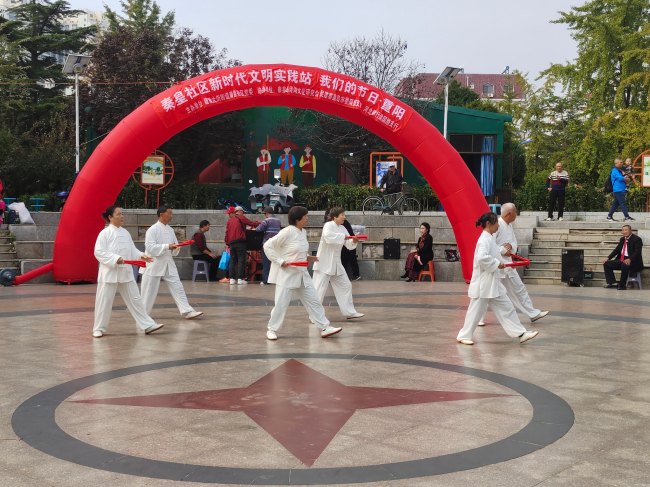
[400, 272, 409, 279]
[352, 276, 361, 281]
[625, 217, 635, 221]
[603, 283, 617, 289]
[406, 277, 414, 282]
[617, 285, 627, 290]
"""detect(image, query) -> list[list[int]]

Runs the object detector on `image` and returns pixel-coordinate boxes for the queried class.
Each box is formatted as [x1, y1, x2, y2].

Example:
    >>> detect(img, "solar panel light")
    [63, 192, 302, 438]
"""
[433, 67, 463, 86]
[62, 54, 92, 75]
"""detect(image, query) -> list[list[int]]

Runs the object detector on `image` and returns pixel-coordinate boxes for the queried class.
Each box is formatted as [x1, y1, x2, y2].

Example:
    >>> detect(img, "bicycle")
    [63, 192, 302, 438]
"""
[362, 185, 422, 215]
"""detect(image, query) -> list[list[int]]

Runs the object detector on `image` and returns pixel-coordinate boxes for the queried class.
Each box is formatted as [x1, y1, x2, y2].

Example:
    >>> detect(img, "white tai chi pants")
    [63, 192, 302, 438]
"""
[457, 294, 527, 342]
[312, 270, 358, 318]
[140, 272, 195, 316]
[480, 273, 540, 322]
[94, 280, 157, 333]
[268, 281, 330, 332]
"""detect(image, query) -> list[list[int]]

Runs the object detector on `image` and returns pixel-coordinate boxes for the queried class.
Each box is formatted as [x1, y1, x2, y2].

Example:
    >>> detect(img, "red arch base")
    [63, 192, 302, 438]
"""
[52, 64, 488, 283]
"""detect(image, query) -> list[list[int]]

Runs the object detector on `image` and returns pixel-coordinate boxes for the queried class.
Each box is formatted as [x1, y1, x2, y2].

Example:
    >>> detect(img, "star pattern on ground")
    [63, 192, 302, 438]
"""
[71, 359, 514, 466]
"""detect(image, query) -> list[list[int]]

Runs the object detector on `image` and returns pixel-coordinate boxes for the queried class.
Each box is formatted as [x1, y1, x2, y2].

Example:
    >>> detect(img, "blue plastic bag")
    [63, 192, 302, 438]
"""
[218, 249, 230, 270]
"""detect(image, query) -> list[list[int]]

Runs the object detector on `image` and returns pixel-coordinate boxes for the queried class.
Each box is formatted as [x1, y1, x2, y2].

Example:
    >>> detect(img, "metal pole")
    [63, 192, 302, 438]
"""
[443, 83, 449, 139]
[75, 72, 80, 174]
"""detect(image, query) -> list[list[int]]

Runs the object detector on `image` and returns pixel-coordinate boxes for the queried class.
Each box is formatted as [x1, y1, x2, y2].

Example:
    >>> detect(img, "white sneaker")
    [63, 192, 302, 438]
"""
[93, 330, 103, 338]
[558, 217, 564, 221]
[237, 279, 247, 285]
[520, 331, 539, 343]
[184, 311, 203, 320]
[266, 329, 277, 340]
[309, 317, 314, 324]
[531, 311, 549, 322]
[544, 217, 552, 221]
[230, 279, 237, 284]
[347, 313, 365, 319]
[458, 339, 474, 345]
[477, 321, 485, 326]
[145, 324, 164, 335]
[321, 326, 342, 338]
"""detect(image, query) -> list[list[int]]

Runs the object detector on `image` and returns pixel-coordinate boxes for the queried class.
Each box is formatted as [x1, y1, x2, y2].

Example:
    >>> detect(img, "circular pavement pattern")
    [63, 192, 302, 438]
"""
[12, 353, 574, 485]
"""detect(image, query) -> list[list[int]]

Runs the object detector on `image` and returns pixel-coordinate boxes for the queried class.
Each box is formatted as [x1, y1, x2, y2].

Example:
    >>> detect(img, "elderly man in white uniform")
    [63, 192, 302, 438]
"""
[93, 205, 163, 338]
[457, 212, 539, 345]
[264, 206, 342, 341]
[310, 207, 364, 321]
[140, 205, 203, 320]
[478, 203, 548, 326]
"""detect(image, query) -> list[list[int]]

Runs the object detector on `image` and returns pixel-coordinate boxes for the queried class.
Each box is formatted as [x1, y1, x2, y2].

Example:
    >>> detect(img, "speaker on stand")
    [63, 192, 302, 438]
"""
[561, 249, 584, 286]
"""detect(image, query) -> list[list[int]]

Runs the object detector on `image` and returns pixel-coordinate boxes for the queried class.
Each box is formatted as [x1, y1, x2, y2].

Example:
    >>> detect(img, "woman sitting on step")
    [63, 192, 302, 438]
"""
[401, 222, 433, 282]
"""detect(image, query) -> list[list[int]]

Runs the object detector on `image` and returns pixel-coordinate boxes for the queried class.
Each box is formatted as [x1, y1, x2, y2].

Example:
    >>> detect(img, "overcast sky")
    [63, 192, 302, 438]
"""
[74, 0, 578, 86]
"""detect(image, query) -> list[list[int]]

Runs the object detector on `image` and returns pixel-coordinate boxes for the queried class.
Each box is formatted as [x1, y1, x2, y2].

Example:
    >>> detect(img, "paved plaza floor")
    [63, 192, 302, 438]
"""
[1, 280, 649, 486]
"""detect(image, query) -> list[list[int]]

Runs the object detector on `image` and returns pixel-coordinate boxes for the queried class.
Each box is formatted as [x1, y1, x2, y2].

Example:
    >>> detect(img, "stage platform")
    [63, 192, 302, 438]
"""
[1, 280, 649, 486]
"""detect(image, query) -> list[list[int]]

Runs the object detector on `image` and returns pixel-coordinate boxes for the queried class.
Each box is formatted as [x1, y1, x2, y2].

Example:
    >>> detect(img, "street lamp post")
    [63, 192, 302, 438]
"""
[62, 54, 92, 175]
[433, 67, 463, 140]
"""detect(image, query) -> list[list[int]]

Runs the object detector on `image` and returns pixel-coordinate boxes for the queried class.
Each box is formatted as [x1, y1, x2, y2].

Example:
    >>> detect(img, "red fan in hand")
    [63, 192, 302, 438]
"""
[504, 254, 530, 268]
[124, 260, 147, 268]
[176, 240, 194, 248]
[345, 235, 368, 240]
[288, 261, 309, 267]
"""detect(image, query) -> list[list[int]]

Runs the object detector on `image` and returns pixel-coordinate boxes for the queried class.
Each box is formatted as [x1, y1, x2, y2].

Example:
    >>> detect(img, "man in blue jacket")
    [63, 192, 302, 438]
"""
[606, 158, 634, 222]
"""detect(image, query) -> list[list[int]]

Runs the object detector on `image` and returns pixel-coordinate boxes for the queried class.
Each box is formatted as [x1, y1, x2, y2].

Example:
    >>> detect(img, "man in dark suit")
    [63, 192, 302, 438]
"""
[602, 225, 644, 290]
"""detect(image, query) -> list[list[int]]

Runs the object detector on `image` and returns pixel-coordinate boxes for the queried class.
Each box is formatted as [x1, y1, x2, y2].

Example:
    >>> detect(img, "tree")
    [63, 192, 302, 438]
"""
[0, 0, 97, 130]
[433, 79, 479, 107]
[541, 0, 650, 112]
[83, 2, 243, 182]
[104, 0, 174, 35]
[276, 30, 425, 184]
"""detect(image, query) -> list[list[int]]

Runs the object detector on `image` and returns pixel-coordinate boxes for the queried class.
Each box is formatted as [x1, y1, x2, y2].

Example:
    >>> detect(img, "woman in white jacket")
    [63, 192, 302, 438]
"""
[263, 206, 342, 341]
[311, 207, 364, 320]
[93, 206, 164, 338]
[456, 212, 539, 345]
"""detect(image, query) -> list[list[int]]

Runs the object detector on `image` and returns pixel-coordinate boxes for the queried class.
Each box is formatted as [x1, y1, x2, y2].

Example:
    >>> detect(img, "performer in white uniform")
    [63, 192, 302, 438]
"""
[311, 207, 364, 320]
[264, 206, 343, 341]
[478, 203, 548, 326]
[457, 212, 539, 345]
[93, 206, 163, 338]
[140, 205, 203, 320]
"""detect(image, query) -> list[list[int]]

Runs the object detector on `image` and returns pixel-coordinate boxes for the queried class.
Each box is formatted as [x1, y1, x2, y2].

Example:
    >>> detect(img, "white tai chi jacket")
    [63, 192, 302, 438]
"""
[493, 217, 518, 278]
[263, 226, 312, 289]
[467, 231, 507, 299]
[312, 221, 357, 276]
[142, 221, 180, 277]
[94, 225, 144, 283]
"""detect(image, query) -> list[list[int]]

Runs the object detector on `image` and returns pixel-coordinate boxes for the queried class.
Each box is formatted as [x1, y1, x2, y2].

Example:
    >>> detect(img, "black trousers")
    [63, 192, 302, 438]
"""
[192, 254, 219, 281]
[341, 247, 360, 278]
[229, 242, 248, 280]
[548, 190, 565, 218]
[603, 259, 631, 286]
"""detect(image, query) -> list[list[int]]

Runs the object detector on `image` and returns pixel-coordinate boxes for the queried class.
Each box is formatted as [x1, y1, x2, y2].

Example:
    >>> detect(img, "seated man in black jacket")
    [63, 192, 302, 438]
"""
[602, 225, 644, 290]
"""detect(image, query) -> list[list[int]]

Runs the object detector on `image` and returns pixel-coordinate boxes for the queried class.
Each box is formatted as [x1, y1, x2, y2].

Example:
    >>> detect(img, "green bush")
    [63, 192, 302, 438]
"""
[115, 180, 222, 209]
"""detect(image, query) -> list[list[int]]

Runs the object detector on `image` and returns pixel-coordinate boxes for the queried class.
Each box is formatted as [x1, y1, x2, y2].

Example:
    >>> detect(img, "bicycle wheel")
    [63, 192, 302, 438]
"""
[399, 197, 422, 215]
[362, 196, 386, 215]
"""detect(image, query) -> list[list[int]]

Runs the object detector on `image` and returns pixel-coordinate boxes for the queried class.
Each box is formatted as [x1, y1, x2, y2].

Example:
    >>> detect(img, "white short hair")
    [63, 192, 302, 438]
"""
[501, 203, 516, 215]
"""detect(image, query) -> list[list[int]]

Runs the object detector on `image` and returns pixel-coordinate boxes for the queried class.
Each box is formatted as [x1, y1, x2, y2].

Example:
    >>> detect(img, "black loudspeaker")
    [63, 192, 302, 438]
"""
[384, 238, 400, 260]
[246, 229, 264, 251]
[561, 249, 584, 284]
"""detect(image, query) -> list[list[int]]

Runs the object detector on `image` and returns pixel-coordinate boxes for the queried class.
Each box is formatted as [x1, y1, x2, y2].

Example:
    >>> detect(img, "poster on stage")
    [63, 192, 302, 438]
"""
[376, 161, 390, 187]
[643, 155, 650, 187]
[141, 156, 165, 185]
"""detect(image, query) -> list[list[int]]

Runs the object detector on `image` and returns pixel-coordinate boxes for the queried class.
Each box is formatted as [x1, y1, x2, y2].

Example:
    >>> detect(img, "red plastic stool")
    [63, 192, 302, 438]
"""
[418, 261, 435, 282]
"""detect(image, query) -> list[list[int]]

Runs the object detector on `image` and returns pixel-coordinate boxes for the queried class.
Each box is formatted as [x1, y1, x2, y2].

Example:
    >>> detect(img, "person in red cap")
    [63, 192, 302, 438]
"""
[256, 145, 271, 187]
[299, 145, 316, 187]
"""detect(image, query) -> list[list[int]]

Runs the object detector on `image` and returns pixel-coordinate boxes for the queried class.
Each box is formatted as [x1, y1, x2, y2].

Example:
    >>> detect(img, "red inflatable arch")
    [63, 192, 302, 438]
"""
[52, 64, 488, 283]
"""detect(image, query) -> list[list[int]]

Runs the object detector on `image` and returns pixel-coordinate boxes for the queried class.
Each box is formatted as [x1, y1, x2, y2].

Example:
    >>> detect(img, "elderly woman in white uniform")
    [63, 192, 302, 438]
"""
[311, 207, 364, 321]
[93, 206, 164, 338]
[456, 212, 539, 345]
[264, 206, 342, 341]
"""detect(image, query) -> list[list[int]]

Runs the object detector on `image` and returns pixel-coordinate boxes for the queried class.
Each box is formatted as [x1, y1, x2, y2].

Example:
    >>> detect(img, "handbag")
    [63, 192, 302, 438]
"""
[218, 248, 230, 270]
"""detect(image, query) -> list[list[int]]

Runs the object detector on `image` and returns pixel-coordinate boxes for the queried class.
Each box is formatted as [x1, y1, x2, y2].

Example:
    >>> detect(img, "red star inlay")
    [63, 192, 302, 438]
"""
[71, 359, 513, 466]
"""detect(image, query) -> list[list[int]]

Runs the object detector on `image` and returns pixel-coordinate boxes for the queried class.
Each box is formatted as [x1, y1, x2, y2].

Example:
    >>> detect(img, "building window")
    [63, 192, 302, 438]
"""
[483, 83, 494, 94]
[503, 84, 513, 93]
